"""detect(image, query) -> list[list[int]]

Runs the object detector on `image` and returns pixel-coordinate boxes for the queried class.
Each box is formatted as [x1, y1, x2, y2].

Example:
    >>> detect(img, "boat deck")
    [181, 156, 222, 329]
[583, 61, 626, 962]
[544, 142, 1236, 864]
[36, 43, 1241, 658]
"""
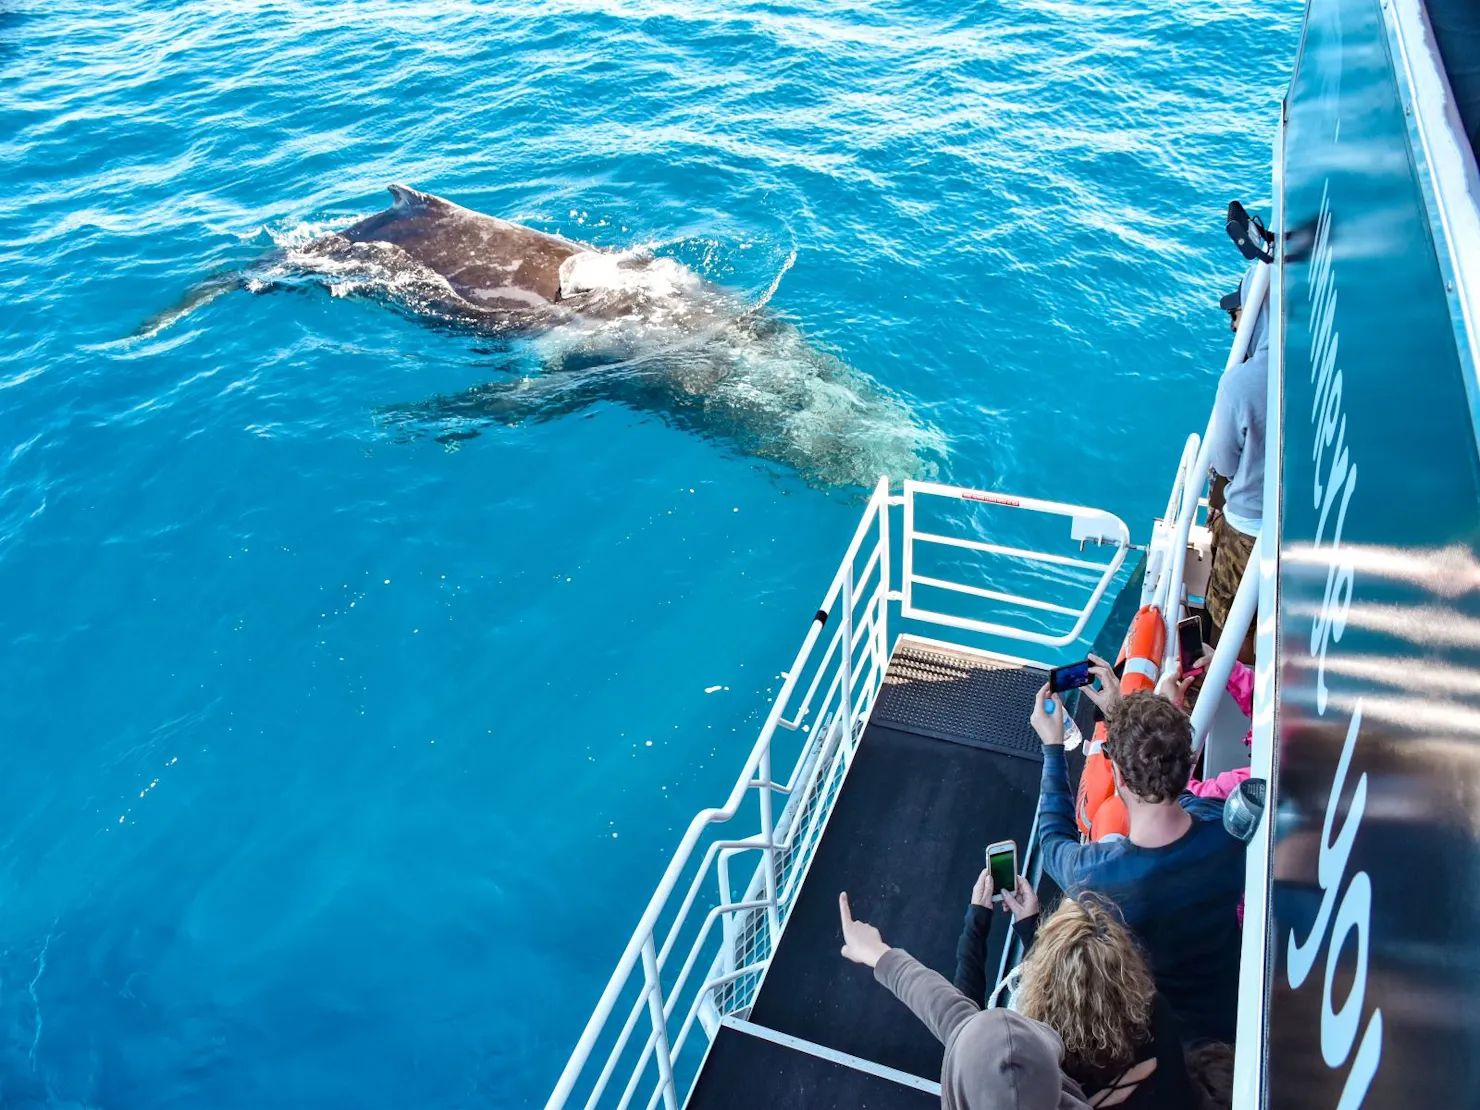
[686, 640, 1089, 1108]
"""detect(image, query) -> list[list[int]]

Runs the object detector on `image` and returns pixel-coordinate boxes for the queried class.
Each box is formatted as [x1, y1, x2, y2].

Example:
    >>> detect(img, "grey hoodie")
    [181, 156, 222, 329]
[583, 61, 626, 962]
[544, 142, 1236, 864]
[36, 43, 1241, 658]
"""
[876, 949, 1090, 1110]
[1205, 261, 1270, 534]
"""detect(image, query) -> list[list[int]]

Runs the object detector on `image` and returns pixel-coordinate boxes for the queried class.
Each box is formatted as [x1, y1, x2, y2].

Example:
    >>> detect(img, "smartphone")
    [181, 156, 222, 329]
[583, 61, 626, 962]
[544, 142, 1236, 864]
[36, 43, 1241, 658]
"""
[1177, 616, 1204, 675]
[1048, 659, 1093, 694]
[986, 839, 1018, 901]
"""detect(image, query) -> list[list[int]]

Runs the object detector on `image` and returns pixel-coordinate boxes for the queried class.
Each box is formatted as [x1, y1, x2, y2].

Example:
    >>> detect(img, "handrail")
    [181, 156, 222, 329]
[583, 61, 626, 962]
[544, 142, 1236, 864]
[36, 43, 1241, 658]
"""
[1158, 429, 1204, 661]
[1140, 433, 1202, 611]
[900, 481, 1130, 649]
[1163, 433, 1196, 524]
[910, 529, 1114, 572]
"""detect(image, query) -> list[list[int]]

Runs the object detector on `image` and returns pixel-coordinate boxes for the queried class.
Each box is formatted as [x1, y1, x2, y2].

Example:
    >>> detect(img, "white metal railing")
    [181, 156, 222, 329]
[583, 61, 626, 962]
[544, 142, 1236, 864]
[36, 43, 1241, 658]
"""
[901, 481, 1130, 649]
[1140, 432, 1201, 613]
[546, 479, 1130, 1110]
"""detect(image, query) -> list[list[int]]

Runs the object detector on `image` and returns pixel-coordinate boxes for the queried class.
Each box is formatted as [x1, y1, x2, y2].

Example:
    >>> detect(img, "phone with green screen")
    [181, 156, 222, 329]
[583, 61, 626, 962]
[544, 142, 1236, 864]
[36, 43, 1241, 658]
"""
[985, 839, 1018, 901]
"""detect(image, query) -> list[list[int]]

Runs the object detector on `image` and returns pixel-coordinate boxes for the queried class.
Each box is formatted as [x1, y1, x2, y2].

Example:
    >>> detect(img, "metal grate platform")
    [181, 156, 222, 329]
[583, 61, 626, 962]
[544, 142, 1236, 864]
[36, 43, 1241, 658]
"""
[870, 642, 1089, 761]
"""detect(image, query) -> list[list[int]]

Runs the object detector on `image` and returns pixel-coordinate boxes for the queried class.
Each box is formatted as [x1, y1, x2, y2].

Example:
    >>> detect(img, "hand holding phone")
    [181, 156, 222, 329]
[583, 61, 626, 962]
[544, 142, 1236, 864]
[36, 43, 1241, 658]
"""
[1177, 616, 1206, 677]
[1048, 660, 1094, 694]
[1080, 654, 1120, 715]
[1156, 656, 1203, 710]
[1001, 875, 1041, 922]
[1030, 683, 1066, 746]
[986, 840, 1018, 902]
[971, 868, 994, 908]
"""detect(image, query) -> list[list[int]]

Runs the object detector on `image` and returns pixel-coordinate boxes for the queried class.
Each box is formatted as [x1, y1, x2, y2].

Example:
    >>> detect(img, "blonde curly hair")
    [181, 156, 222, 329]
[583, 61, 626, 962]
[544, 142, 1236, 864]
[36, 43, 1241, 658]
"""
[1015, 895, 1155, 1084]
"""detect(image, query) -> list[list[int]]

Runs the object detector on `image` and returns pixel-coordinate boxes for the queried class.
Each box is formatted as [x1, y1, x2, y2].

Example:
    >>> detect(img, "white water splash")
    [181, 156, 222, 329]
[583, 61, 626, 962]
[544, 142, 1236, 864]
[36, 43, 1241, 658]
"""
[258, 216, 366, 250]
[559, 249, 703, 302]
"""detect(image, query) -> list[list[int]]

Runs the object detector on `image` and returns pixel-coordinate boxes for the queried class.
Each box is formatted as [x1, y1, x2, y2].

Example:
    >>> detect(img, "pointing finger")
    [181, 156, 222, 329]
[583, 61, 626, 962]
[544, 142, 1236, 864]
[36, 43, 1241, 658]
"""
[839, 891, 853, 926]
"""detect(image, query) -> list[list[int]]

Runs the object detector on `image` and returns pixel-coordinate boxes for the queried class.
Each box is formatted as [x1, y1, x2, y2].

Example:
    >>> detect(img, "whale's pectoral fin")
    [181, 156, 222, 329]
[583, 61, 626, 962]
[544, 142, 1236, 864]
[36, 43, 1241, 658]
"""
[376, 370, 639, 444]
[131, 269, 247, 339]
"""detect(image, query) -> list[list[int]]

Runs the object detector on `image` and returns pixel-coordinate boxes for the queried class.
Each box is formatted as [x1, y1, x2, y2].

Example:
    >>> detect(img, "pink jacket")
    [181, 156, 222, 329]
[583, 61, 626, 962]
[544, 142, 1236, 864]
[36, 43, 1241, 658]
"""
[1185, 662, 1254, 800]
[1225, 660, 1254, 717]
[1186, 765, 1252, 799]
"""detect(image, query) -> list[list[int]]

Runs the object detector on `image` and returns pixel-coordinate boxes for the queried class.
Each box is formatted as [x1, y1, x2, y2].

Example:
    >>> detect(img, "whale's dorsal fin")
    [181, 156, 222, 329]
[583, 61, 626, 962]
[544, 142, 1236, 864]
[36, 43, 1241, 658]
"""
[387, 183, 439, 211]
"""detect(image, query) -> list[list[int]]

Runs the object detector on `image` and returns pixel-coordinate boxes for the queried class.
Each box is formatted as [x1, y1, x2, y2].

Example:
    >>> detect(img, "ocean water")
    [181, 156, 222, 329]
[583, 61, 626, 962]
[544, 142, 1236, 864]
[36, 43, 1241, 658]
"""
[0, 1, 1300, 1107]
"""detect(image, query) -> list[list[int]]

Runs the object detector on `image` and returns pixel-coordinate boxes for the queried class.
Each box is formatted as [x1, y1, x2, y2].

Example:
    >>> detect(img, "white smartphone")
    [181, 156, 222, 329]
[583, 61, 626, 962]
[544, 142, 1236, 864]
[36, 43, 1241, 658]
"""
[985, 839, 1018, 902]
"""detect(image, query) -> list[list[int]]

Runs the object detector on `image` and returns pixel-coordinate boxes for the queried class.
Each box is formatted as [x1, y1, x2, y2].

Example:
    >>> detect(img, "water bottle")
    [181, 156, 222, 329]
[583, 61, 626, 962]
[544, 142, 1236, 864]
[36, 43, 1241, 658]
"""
[1062, 712, 1083, 752]
[1042, 697, 1083, 751]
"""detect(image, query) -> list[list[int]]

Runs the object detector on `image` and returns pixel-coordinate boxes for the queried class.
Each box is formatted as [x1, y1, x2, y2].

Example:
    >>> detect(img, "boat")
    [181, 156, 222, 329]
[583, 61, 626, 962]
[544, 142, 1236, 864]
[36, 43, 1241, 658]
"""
[544, 0, 1480, 1103]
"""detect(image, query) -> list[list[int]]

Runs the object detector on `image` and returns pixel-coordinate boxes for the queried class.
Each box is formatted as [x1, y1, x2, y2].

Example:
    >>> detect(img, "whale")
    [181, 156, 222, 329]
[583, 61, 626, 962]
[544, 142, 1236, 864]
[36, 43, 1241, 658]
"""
[299, 184, 587, 332]
[146, 185, 945, 487]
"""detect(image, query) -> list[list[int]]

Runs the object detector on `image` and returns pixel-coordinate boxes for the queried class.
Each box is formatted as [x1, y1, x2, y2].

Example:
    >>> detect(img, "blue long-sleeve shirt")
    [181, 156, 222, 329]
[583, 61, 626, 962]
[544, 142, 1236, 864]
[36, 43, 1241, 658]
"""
[1038, 746, 1246, 1043]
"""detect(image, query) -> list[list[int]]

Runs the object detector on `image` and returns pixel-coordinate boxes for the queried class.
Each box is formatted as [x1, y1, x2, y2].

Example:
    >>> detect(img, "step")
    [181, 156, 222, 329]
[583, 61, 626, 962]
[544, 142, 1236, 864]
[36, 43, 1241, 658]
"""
[685, 1020, 939, 1110]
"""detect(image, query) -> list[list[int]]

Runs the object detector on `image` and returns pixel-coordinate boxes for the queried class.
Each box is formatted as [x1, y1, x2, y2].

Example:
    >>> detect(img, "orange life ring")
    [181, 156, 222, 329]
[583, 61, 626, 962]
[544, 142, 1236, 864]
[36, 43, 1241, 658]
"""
[1076, 606, 1165, 841]
[1090, 793, 1130, 840]
[1119, 605, 1166, 694]
[1076, 722, 1113, 838]
[1078, 725, 1133, 840]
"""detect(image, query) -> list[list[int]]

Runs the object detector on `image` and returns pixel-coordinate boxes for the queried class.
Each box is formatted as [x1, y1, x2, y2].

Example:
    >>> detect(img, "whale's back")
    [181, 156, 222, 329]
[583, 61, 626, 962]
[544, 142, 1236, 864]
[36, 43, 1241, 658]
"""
[336, 184, 585, 311]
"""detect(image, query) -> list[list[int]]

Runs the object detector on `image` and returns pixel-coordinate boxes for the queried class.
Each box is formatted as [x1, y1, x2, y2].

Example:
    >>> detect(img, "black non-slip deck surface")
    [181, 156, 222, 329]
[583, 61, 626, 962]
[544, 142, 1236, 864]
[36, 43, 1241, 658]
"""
[746, 721, 1045, 1079]
[686, 1026, 939, 1110]
[686, 642, 1091, 1108]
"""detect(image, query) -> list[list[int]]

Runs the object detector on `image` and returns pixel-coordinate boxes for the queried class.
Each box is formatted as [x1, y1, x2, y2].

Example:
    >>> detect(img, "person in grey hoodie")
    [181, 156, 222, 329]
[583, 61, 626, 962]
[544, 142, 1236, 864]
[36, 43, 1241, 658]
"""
[1205, 261, 1270, 663]
[839, 892, 1091, 1110]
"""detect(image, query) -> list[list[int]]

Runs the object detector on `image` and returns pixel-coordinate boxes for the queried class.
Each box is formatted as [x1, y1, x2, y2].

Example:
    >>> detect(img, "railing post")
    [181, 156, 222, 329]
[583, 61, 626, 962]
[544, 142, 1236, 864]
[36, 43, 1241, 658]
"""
[641, 936, 679, 1110]
[758, 748, 781, 944]
[1191, 531, 1261, 753]
[717, 854, 736, 978]
[875, 478, 891, 673]
[1158, 432, 1203, 667]
[900, 483, 915, 613]
[840, 560, 855, 738]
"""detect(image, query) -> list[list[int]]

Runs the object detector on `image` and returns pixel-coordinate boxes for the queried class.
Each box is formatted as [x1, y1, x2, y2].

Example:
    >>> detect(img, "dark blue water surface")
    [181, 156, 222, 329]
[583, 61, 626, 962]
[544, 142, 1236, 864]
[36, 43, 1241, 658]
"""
[0, 1, 1298, 1106]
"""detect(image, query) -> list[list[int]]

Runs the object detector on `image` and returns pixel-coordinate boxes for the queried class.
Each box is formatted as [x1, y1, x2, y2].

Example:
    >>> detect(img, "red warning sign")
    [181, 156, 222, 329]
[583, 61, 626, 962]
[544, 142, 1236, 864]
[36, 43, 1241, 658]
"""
[960, 491, 1021, 508]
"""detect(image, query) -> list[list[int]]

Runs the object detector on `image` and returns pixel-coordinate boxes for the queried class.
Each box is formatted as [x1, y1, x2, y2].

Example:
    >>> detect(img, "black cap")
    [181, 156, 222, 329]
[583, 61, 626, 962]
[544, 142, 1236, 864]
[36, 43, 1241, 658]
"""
[1219, 288, 1241, 313]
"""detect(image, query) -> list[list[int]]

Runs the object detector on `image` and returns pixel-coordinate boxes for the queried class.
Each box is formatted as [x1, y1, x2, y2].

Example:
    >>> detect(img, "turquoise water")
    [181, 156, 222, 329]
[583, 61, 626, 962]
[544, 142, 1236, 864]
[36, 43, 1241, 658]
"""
[0, 2, 1298, 1106]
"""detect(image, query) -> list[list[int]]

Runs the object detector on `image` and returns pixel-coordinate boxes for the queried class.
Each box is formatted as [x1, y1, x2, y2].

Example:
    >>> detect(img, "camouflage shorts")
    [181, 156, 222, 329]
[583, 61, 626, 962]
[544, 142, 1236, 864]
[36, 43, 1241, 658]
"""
[1207, 512, 1256, 659]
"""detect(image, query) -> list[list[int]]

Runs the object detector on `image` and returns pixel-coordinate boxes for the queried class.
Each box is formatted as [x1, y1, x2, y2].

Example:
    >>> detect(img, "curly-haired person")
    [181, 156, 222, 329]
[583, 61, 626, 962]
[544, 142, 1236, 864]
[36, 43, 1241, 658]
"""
[1021, 895, 1199, 1109]
[954, 870, 1200, 1109]
[1031, 687, 1245, 1046]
